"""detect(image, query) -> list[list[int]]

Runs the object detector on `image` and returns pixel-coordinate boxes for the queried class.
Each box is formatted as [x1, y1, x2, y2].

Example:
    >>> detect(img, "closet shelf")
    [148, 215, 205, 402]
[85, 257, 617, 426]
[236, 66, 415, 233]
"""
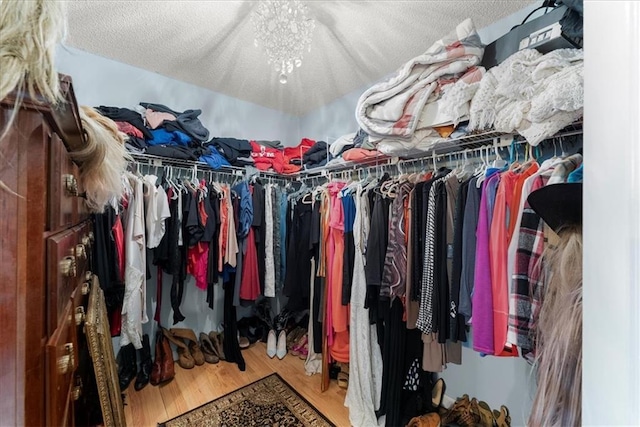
[129, 152, 295, 182]
[296, 120, 583, 178]
[128, 121, 582, 181]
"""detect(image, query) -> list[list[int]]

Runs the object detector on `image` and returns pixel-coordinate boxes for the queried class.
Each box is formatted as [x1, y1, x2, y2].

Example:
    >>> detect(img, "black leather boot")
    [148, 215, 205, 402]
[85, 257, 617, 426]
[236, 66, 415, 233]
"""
[134, 334, 152, 391]
[117, 343, 137, 391]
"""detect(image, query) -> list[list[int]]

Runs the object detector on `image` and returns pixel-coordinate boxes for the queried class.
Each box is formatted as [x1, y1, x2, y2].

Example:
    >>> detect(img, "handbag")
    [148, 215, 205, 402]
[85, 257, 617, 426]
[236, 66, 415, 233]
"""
[150, 327, 175, 385]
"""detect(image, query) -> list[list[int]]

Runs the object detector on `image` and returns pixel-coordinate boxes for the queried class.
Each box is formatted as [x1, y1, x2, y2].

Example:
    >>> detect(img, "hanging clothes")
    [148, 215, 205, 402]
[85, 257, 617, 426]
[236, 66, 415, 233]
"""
[328, 181, 349, 363]
[345, 184, 384, 427]
[121, 174, 148, 350]
[264, 184, 276, 297]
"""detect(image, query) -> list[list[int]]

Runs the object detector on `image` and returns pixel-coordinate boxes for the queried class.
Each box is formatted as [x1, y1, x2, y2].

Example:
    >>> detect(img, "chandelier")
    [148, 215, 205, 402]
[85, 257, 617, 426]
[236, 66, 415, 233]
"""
[252, 0, 315, 84]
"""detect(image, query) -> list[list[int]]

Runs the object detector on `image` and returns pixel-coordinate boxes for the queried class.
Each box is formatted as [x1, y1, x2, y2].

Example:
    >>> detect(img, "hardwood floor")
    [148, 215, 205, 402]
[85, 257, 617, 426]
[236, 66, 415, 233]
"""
[123, 342, 350, 426]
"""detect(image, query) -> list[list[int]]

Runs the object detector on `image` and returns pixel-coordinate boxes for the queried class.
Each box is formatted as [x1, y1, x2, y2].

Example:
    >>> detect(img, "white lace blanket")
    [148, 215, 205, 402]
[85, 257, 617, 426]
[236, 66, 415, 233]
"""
[469, 48, 583, 145]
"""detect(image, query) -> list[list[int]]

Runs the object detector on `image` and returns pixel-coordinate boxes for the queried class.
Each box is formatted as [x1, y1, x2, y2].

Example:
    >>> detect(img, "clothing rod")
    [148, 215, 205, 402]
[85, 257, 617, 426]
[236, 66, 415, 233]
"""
[297, 122, 583, 179]
[128, 153, 295, 182]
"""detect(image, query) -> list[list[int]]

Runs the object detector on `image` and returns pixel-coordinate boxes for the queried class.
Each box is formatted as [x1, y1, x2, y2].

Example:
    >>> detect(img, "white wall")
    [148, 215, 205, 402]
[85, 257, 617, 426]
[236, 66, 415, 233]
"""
[56, 46, 300, 144]
[296, 84, 366, 143]
[583, 1, 640, 425]
[297, 2, 540, 142]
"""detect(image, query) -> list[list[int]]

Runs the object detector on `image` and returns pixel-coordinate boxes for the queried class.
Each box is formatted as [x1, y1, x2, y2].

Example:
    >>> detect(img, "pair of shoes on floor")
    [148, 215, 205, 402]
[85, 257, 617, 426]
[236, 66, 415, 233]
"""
[199, 332, 224, 364]
[267, 329, 287, 359]
[286, 327, 306, 351]
[440, 394, 478, 427]
[440, 394, 510, 427]
[290, 333, 308, 359]
[238, 332, 251, 350]
[163, 328, 205, 369]
[475, 399, 510, 427]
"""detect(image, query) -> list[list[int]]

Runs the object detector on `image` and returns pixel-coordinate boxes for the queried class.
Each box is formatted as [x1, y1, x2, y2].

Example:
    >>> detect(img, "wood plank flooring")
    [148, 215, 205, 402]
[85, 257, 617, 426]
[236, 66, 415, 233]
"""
[123, 342, 350, 426]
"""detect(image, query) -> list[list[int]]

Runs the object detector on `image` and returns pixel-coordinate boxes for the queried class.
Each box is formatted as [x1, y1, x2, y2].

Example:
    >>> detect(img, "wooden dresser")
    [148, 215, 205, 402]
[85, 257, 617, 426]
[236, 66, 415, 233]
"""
[0, 76, 94, 426]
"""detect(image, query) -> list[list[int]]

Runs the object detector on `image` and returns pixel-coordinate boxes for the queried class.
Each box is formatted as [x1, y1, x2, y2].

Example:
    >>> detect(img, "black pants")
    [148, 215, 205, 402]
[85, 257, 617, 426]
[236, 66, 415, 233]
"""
[377, 298, 407, 426]
[223, 275, 246, 371]
[283, 201, 313, 310]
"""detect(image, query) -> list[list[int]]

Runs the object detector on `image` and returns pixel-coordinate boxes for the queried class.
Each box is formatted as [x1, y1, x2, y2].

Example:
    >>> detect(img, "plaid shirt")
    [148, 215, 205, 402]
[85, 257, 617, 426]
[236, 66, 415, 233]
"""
[508, 177, 545, 356]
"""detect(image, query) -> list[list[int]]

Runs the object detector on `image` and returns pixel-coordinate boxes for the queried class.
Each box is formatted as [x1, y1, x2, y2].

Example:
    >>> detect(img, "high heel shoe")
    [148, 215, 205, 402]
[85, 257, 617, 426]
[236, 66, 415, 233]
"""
[276, 330, 287, 360]
[290, 334, 308, 356]
[431, 378, 445, 409]
[267, 329, 277, 359]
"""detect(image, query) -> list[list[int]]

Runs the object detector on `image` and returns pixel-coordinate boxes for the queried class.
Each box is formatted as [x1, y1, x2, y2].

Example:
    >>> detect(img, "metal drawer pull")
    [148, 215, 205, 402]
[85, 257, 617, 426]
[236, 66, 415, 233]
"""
[59, 256, 77, 278]
[72, 377, 83, 401]
[57, 343, 74, 375]
[75, 306, 85, 326]
[62, 174, 78, 197]
[75, 243, 86, 259]
[72, 384, 82, 401]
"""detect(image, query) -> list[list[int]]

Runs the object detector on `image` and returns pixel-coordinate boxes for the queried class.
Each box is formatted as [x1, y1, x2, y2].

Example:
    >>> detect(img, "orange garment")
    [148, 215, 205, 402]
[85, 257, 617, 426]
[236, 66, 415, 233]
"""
[328, 182, 349, 362]
[218, 186, 228, 272]
[330, 330, 350, 363]
[317, 190, 330, 278]
[490, 171, 519, 356]
[282, 163, 302, 174]
[342, 148, 387, 162]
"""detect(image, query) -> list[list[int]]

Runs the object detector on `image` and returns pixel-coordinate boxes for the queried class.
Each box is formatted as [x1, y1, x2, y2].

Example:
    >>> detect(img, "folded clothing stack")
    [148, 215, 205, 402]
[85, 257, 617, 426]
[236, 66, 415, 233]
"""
[140, 102, 210, 143]
[283, 138, 315, 174]
[303, 140, 329, 169]
[206, 137, 255, 167]
[250, 140, 285, 173]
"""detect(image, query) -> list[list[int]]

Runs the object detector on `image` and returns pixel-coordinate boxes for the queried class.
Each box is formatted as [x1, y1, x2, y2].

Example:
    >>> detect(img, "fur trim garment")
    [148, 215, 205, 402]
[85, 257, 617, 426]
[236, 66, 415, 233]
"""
[72, 106, 132, 213]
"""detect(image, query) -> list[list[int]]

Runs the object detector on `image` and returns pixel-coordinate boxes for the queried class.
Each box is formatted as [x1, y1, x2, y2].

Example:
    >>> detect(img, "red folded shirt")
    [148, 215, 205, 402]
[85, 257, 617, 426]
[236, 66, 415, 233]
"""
[284, 138, 314, 165]
[250, 141, 285, 173]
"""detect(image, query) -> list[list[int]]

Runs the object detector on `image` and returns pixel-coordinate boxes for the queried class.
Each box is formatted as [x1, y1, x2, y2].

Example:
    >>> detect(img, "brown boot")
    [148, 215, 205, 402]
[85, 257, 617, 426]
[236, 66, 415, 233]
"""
[170, 328, 205, 366]
[163, 328, 195, 369]
[199, 333, 220, 364]
[209, 331, 226, 360]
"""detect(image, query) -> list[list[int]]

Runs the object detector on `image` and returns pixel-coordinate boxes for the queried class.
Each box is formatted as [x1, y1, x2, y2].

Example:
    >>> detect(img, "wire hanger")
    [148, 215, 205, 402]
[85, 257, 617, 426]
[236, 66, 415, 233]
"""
[492, 138, 508, 169]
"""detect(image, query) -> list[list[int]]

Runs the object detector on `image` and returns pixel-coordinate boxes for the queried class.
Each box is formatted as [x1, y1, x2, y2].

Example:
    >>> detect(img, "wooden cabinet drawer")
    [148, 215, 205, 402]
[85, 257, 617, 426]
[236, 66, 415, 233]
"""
[47, 224, 90, 335]
[48, 132, 78, 233]
[46, 299, 77, 427]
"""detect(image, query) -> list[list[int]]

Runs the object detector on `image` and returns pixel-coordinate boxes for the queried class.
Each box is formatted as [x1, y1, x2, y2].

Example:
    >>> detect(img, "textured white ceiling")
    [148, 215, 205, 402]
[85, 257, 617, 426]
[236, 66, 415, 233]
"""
[65, 1, 533, 116]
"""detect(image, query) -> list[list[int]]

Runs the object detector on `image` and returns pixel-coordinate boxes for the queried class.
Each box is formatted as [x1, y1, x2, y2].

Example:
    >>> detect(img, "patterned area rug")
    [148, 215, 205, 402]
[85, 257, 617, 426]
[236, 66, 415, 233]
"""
[158, 374, 335, 427]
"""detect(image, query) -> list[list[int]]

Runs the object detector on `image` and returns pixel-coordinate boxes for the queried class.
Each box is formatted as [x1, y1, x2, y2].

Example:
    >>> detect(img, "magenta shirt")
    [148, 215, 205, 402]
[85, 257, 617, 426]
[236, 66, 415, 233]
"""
[472, 173, 500, 354]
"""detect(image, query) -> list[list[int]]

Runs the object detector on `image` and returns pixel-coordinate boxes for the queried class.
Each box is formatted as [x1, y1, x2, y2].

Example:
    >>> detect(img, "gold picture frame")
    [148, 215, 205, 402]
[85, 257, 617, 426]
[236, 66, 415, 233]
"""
[85, 275, 127, 427]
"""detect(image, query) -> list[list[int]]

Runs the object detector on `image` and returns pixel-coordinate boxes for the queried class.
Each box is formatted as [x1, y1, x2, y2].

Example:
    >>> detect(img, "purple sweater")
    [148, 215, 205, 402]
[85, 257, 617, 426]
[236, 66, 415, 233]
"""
[472, 172, 500, 354]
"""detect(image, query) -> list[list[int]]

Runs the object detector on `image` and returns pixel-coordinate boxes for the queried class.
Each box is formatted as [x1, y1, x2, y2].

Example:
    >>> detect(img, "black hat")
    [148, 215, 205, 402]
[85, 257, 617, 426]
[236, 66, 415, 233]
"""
[527, 183, 582, 233]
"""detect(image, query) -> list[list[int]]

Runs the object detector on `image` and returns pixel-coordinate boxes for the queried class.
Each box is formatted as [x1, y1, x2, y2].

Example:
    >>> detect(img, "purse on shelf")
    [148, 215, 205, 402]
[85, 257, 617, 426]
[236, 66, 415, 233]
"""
[150, 327, 175, 386]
